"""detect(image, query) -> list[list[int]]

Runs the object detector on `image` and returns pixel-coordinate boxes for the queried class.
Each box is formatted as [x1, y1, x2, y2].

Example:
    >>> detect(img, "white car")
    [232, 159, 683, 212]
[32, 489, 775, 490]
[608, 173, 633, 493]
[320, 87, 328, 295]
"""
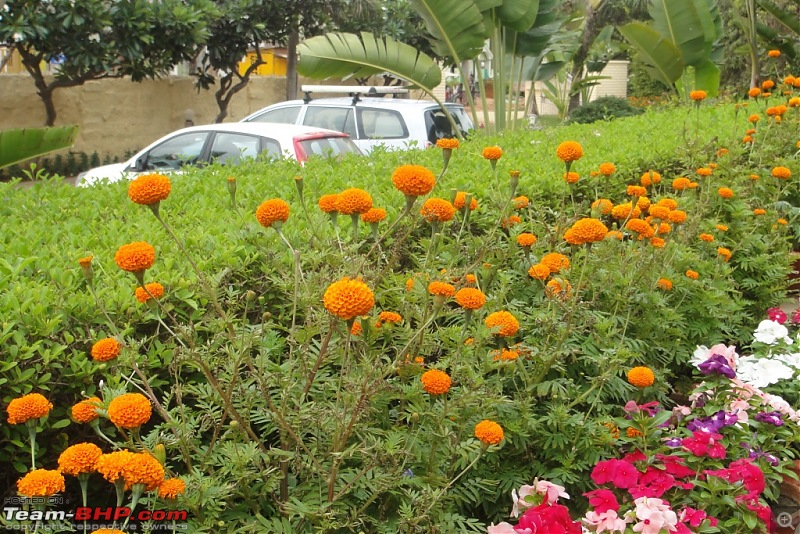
[76, 123, 361, 186]
[241, 85, 474, 154]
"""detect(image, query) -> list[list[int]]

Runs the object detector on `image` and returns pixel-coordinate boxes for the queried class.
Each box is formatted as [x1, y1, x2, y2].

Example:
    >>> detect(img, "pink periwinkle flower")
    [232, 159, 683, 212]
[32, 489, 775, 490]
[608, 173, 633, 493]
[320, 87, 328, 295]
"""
[516, 502, 582, 534]
[487, 522, 530, 534]
[632, 497, 678, 534]
[591, 459, 640, 489]
[535, 480, 570, 505]
[767, 306, 787, 324]
[583, 509, 629, 533]
[584, 489, 619, 514]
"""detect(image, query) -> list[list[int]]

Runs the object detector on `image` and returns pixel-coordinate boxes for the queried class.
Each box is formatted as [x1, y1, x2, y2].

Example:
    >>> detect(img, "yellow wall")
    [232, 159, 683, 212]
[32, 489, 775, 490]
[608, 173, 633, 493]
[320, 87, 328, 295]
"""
[238, 50, 287, 77]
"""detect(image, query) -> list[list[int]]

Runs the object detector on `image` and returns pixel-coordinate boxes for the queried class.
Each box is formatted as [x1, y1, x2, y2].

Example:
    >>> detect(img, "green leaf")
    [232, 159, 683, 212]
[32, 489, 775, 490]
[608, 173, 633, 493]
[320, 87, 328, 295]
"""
[51, 419, 71, 429]
[408, 0, 489, 61]
[297, 32, 441, 92]
[692, 58, 720, 96]
[758, 0, 800, 37]
[619, 22, 683, 86]
[648, 0, 709, 66]
[0, 126, 79, 169]
[496, 0, 540, 32]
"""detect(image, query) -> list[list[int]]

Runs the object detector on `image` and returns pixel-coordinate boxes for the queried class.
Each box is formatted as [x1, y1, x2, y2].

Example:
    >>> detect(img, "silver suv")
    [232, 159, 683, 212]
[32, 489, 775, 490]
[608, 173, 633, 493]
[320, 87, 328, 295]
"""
[241, 86, 473, 153]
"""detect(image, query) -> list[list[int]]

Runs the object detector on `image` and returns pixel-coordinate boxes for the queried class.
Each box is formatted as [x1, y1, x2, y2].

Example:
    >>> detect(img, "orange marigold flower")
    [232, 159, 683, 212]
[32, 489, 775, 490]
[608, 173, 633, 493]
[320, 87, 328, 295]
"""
[58, 443, 103, 477]
[421, 369, 452, 395]
[501, 215, 522, 228]
[762, 80, 775, 90]
[790, 97, 800, 108]
[749, 114, 760, 123]
[690, 90, 707, 101]
[107, 393, 152, 429]
[754, 208, 767, 215]
[158, 478, 187, 500]
[124, 452, 165, 491]
[513, 196, 530, 209]
[656, 223, 671, 235]
[361, 208, 387, 224]
[482, 146, 503, 161]
[768, 49, 781, 58]
[766, 106, 778, 116]
[485, 311, 520, 337]
[716, 148, 729, 157]
[685, 270, 700, 280]
[436, 138, 460, 150]
[672, 177, 690, 190]
[627, 427, 644, 438]
[546, 278, 572, 298]
[746, 128, 757, 135]
[95, 450, 136, 484]
[455, 288, 486, 310]
[717, 247, 732, 262]
[778, 218, 788, 225]
[72, 397, 101, 424]
[640, 171, 661, 186]
[7, 393, 53, 424]
[528, 263, 550, 280]
[697, 167, 712, 177]
[492, 348, 519, 361]
[771, 166, 792, 180]
[627, 185, 647, 197]
[464, 273, 477, 284]
[78, 255, 93, 269]
[649, 205, 670, 219]
[375, 311, 402, 328]
[605, 230, 623, 240]
[626, 219, 655, 238]
[428, 281, 456, 297]
[135, 282, 164, 303]
[318, 194, 339, 213]
[627, 366, 655, 387]
[350, 321, 362, 336]
[336, 188, 373, 215]
[255, 198, 290, 228]
[323, 277, 375, 320]
[474, 420, 504, 445]
[591, 199, 613, 215]
[718, 187, 734, 199]
[128, 173, 171, 206]
[611, 202, 642, 220]
[420, 198, 456, 223]
[453, 192, 478, 211]
[114, 242, 156, 273]
[517, 233, 537, 247]
[405, 278, 414, 292]
[787, 76, 797, 85]
[748, 88, 761, 98]
[564, 218, 608, 245]
[657, 198, 678, 210]
[599, 162, 616, 176]
[636, 197, 650, 210]
[563, 171, 580, 184]
[17, 469, 65, 497]
[91, 337, 121, 363]
[556, 141, 583, 162]
[699, 233, 715, 243]
[657, 278, 672, 291]
[650, 237, 665, 248]
[540, 252, 570, 273]
[743, 135, 754, 144]
[392, 165, 436, 197]
[667, 210, 687, 224]
[689, 182, 700, 189]
[716, 224, 728, 231]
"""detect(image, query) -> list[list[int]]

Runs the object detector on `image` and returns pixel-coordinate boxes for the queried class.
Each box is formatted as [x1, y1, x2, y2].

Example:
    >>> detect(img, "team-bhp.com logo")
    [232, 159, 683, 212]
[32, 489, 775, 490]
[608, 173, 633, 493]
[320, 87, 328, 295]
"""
[4, 507, 187, 522]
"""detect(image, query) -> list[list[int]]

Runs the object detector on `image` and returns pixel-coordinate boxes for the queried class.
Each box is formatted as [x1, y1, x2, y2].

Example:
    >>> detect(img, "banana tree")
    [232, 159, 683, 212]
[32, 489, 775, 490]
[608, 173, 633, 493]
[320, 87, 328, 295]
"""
[618, 0, 722, 98]
[0, 126, 78, 170]
[298, 0, 550, 133]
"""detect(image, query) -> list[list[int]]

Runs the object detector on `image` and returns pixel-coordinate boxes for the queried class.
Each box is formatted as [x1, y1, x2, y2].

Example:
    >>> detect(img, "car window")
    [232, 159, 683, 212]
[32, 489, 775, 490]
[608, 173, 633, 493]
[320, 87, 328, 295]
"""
[424, 108, 472, 144]
[209, 133, 264, 164]
[358, 108, 407, 139]
[248, 106, 302, 124]
[143, 132, 210, 171]
[303, 107, 356, 138]
[297, 136, 359, 159]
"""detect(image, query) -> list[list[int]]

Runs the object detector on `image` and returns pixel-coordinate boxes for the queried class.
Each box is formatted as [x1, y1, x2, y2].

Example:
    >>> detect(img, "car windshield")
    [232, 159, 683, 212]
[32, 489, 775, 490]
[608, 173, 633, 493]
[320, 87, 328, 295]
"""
[297, 136, 360, 159]
[425, 107, 474, 144]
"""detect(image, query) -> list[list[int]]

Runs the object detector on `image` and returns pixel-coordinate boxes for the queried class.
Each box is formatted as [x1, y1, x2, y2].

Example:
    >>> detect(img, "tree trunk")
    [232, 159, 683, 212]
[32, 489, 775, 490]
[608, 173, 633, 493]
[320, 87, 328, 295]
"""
[286, 29, 300, 101]
[18, 47, 57, 126]
[567, 1, 598, 114]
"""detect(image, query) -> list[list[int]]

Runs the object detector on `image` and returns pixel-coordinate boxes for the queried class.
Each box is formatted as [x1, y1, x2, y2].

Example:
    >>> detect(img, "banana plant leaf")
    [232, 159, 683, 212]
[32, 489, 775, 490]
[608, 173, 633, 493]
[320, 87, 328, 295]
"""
[496, 0, 540, 33]
[619, 22, 684, 87]
[408, 0, 490, 62]
[0, 126, 78, 170]
[758, 0, 800, 37]
[297, 32, 441, 92]
[648, 0, 711, 67]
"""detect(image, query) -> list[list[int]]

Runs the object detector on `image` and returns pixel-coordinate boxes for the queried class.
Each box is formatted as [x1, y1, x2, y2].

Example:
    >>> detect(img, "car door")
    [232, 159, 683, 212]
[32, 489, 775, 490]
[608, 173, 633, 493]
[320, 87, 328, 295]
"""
[302, 106, 358, 141]
[130, 131, 212, 173]
[207, 132, 281, 165]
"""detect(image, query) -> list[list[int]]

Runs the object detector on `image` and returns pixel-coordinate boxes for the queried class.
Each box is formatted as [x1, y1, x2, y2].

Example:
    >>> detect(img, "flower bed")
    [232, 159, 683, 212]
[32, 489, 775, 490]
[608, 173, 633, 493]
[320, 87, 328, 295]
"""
[1, 76, 799, 531]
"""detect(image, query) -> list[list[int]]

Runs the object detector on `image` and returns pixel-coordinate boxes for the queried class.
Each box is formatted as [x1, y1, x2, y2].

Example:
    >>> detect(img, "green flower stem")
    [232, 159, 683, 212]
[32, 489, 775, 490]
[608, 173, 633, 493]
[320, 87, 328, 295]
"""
[422, 221, 440, 270]
[354, 203, 413, 275]
[26, 420, 37, 469]
[120, 485, 144, 531]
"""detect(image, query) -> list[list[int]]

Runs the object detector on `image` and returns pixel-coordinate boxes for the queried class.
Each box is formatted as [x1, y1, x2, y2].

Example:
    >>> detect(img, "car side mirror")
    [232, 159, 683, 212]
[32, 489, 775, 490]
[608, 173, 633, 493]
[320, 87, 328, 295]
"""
[132, 156, 146, 172]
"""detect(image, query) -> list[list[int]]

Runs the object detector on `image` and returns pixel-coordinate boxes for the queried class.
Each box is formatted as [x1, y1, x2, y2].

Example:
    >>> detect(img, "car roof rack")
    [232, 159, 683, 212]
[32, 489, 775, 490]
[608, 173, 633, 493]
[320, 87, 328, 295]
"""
[300, 85, 409, 105]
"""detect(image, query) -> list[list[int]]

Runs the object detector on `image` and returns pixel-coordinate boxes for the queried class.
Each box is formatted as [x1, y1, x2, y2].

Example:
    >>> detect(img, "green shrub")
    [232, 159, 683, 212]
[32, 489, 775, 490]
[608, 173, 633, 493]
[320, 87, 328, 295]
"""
[1, 100, 797, 532]
[567, 96, 645, 124]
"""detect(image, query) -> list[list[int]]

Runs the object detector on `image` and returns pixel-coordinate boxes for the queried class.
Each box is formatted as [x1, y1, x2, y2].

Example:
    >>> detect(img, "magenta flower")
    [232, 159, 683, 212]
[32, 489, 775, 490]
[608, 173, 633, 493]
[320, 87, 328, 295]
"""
[754, 411, 784, 426]
[516, 502, 582, 533]
[681, 431, 726, 459]
[584, 489, 619, 514]
[698, 353, 736, 378]
[591, 459, 640, 489]
[767, 306, 787, 324]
